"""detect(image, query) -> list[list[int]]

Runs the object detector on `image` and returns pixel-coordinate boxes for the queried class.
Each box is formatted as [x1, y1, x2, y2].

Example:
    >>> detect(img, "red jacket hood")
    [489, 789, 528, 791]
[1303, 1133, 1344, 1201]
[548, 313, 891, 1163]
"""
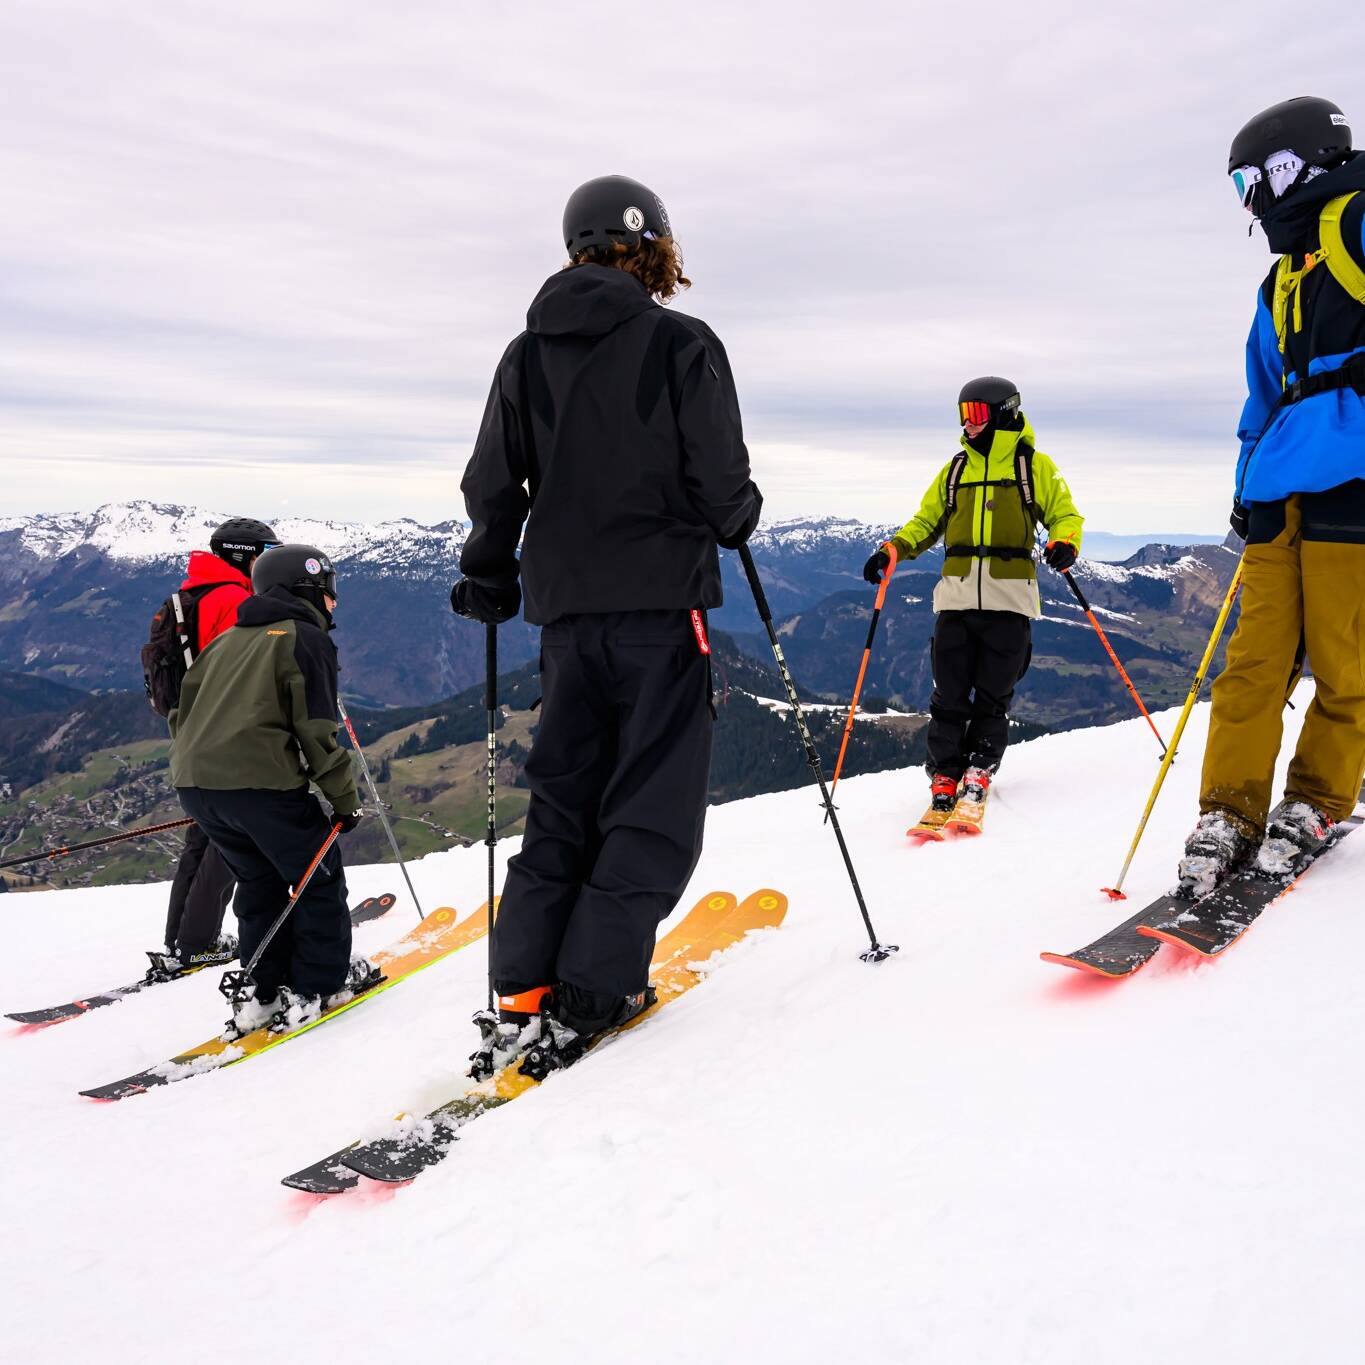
[181, 551, 251, 592]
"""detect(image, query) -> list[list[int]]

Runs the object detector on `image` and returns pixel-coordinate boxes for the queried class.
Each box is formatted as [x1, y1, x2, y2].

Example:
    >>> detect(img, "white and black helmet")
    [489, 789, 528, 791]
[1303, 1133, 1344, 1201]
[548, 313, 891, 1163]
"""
[562, 175, 672, 255]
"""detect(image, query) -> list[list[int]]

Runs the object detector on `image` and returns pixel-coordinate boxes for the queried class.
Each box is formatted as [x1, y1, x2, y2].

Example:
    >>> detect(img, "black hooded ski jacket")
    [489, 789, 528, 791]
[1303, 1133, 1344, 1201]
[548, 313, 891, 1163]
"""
[459, 264, 762, 625]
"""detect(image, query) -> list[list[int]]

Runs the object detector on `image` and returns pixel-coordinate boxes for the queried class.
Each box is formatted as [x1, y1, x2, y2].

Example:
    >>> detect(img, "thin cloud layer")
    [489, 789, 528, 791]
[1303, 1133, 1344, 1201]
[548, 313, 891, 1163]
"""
[0, 1, 1352, 530]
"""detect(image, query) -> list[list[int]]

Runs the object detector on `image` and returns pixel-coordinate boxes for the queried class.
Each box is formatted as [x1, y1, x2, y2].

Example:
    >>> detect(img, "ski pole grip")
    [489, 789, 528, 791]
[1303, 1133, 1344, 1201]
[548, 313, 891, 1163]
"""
[1063, 570, 1090, 613]
[738, 544, 772, 625]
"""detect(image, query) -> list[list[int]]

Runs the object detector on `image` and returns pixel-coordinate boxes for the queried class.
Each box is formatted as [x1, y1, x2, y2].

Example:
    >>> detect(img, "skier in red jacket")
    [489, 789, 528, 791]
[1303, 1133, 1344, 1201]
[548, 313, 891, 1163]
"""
[148, 516, 279, 979]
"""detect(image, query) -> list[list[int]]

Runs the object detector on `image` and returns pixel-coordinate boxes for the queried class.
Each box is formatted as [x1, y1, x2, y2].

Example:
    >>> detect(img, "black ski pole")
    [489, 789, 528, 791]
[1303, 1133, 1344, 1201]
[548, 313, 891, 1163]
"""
[0, 818, 194, 872]
[338, 697, 425, 923]
[736, 544, 897, 963]
[485, 622, 498, 1011]
[243, 823, 343, 978]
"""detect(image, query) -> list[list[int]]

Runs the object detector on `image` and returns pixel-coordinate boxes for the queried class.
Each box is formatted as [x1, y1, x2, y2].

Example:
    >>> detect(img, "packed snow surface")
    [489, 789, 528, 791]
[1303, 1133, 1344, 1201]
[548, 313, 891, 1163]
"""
[3, 700, 1362, 1364]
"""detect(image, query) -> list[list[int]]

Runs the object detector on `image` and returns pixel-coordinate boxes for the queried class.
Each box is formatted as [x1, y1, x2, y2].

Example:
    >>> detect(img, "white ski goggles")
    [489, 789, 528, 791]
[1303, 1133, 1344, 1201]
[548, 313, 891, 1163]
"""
[1230, 150, 1308, 209]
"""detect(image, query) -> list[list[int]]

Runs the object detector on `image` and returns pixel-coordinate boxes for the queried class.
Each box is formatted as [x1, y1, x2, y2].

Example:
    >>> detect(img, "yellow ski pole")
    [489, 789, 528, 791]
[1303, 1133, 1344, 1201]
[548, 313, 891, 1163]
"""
[1101, 557, 1245, 901]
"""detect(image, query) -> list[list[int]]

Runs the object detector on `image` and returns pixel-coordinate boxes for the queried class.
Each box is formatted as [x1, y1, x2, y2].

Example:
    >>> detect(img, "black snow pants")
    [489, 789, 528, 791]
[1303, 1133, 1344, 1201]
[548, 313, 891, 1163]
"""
[163, 822, 235, 960]
[926, 609, 1032, 779]
[175, 786, 351, 997]
[493, 610, 713, 1027]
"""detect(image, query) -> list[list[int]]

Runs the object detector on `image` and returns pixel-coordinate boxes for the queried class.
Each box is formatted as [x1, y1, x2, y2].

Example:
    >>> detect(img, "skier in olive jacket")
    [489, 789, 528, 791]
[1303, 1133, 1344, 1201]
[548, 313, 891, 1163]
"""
[170, 545, 370, 1036]
[153, 516, 279, 977]
[453, 174, 762, 1079]
[864, 377, 1083, 813]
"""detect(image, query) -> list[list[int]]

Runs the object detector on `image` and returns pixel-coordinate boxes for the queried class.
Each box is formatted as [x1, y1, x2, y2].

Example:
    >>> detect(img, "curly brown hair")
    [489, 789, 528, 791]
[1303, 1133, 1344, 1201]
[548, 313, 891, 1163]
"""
[570, 236, 691, 303]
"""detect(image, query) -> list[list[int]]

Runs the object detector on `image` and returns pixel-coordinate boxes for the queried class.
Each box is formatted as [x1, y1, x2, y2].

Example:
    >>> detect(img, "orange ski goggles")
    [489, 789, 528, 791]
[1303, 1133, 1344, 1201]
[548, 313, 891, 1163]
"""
[959, 400, 993, 427]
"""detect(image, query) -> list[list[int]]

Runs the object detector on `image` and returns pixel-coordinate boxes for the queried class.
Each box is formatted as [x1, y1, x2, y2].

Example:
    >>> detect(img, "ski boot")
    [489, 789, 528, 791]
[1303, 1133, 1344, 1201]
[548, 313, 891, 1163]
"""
[145, 934, 238, 984]
[269, 989, 322, 1034]
[1254, 799, 1336, 878]
[266, 958, 381, 1035]
[324, 956, 382, 1010]
[469, 985, 551, 1081]
[1175, 809, 1258, 898]
[218, 971, 282, 1038]
[519, 985, 657, 1082]
[961, 765, 992, 803]
[930, 773, 960, 813]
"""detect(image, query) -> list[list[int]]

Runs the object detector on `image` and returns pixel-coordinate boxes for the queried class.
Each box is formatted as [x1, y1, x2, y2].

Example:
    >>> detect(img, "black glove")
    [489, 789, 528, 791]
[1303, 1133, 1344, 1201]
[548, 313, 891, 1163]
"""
[331, 808, 363, 835]
[451, 578, 521, 625]
[862, 549, 891, 585]
[715, 483, 764, 550]
[1043, 539, 1078, 572]
[1229, 501, 1250, 541]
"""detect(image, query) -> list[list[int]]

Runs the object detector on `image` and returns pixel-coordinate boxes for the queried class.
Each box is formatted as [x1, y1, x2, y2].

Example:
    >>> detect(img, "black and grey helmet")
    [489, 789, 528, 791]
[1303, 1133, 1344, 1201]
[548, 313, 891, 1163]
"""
[957, 376, 1022, 428]
[251, 544, 337, 602]
[209, 516, 279, 572]
[562, 175, 672, 255]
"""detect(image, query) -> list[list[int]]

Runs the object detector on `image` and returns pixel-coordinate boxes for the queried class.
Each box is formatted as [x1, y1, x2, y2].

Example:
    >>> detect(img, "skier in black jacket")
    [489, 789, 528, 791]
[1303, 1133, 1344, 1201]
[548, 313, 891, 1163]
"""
[454, 174, 762, 1078]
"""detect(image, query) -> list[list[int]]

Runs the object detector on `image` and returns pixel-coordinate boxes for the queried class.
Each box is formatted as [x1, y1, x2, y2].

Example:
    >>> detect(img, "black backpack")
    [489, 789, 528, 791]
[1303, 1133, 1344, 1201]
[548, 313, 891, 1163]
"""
[140, 583, 233, 718]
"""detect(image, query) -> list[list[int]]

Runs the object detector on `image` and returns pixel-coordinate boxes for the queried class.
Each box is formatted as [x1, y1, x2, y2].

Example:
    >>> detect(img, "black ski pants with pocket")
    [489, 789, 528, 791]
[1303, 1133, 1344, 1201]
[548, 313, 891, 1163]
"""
[926, 609, 1032, 779]
[493, 610, 713, 1023]
[163, 822, 235, 960]
[176, 786, 351, 997]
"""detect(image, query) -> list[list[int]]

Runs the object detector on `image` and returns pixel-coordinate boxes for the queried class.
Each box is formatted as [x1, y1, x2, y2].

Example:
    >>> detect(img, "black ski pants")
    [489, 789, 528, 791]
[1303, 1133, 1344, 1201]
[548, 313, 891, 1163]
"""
[163, 822, 234, 960]
[926, 609, 1032, 779]
[494, 610, 713, 1016]
[176, 786, 351, 997]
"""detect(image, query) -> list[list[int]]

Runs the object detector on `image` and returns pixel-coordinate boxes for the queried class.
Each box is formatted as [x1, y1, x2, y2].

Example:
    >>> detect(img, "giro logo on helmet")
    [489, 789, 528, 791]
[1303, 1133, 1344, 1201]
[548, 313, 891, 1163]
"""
[622, 206, 645, 232]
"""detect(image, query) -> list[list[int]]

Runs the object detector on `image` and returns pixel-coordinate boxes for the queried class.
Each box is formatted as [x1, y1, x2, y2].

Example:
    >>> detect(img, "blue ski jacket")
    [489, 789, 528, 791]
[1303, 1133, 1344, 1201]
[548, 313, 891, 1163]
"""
[1235, 157, 1365, 504]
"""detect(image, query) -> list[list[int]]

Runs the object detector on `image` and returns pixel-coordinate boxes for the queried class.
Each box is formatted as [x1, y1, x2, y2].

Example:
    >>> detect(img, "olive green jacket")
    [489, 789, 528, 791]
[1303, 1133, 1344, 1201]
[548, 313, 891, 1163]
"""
[887, 417, 1084, 617]
[169, 586, 359, 813]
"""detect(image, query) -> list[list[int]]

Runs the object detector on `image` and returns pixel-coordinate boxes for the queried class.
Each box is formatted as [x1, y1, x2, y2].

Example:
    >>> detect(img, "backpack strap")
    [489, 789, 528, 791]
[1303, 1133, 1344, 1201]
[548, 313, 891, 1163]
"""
[1272, 194, 1365, 363]
[944, 451, 969, 515]
[170, 592, 194, 671]
[1014, 440, 1039, 525]
[1318, 192, 1365, 306]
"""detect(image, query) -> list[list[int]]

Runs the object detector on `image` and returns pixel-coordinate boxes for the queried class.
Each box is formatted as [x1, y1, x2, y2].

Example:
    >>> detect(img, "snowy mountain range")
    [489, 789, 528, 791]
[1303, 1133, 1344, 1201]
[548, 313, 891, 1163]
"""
[0, 502, 1236, 717]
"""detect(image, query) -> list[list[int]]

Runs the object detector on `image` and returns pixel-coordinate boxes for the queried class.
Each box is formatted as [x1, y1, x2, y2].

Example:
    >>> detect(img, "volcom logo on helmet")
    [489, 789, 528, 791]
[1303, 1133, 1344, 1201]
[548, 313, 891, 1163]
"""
[622, 206, 645, 232]
[305, 557, 322, 575]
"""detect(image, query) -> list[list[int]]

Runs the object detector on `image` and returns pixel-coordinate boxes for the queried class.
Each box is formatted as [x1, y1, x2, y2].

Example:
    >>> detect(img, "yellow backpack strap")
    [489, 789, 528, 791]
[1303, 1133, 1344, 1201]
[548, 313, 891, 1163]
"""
[1272, 254, 1298, 355]
[1318, 192, 1365, 305]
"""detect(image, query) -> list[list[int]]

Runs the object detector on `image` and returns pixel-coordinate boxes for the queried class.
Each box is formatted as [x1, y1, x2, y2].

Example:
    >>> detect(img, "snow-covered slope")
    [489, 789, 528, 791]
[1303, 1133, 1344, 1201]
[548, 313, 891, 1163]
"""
[2, 702, 1361, 1364]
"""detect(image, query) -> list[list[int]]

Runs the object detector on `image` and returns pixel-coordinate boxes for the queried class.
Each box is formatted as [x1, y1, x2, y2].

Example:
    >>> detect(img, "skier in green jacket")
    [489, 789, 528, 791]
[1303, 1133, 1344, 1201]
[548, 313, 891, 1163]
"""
[170, 544, 373, 1036]
[863, 377, 1084, 814]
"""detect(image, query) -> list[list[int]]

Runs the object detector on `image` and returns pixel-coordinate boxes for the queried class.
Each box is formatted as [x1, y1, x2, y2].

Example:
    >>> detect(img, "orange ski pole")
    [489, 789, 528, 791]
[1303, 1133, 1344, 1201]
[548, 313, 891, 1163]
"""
[830, 544, 898, 800]
[1061, 570, 1167, 756]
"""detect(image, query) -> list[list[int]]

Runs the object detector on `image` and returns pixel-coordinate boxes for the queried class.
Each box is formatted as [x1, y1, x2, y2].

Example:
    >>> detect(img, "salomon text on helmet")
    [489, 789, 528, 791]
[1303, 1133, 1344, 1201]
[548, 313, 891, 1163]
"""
[210, 516, 279, 572]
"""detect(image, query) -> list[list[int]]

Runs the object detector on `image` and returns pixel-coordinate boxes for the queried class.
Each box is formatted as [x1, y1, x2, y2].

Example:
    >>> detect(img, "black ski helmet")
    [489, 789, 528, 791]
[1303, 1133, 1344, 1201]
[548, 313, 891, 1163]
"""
[562, 175, 672, 255]
[1228, 96, 1352, 176]
[958, 376, 1022, 427]
[251, 544, 337, 602]
[210, 516, 279, 572]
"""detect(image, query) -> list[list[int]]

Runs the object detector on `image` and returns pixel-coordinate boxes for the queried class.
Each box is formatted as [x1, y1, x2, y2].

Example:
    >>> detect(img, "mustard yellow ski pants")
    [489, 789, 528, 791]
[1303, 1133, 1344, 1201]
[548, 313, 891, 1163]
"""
[1202, 493, 1365, 832]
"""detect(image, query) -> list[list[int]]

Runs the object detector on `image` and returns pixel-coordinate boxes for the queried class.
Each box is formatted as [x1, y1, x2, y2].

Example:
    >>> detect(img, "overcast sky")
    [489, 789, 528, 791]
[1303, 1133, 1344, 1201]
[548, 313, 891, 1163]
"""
[0, 1, 1358, 533]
